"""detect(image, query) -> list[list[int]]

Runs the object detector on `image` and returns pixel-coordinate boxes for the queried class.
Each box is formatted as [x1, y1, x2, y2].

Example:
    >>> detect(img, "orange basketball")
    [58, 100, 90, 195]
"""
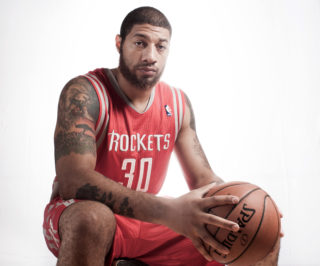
[205, 181, 281, 266]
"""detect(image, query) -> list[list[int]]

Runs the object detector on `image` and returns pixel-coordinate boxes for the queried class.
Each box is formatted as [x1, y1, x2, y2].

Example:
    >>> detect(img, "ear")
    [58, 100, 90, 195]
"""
[115, 35, 122, 53]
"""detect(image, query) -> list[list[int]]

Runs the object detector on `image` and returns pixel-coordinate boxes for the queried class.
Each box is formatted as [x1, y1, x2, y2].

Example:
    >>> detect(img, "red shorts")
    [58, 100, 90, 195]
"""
[43, 198, 223, 266]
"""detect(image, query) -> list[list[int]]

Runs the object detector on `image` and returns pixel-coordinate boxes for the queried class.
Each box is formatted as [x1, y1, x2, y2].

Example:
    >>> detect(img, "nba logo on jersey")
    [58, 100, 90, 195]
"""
[164, 105, 172, 116]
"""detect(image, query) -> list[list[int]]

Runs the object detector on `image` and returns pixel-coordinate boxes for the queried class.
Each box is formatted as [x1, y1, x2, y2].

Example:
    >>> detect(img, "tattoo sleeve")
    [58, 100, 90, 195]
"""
[55, 78, 135, 219]
[54, 77, 99, 161]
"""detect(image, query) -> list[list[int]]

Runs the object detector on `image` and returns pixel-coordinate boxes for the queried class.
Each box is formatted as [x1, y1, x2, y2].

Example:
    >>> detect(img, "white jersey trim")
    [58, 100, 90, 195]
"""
[170, 86, 179, 141]
[176, 88, 183, 132]
[82, 73, 109, 148]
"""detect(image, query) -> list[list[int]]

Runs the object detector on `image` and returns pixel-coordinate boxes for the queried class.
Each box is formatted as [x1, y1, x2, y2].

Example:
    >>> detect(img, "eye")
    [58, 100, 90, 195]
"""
[135, 41, 145, 47]
[157, 44, 167, 52]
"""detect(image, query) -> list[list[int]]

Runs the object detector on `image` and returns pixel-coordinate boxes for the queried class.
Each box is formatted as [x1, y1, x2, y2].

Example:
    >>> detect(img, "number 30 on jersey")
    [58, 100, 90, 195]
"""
[121, 158, 152, 192]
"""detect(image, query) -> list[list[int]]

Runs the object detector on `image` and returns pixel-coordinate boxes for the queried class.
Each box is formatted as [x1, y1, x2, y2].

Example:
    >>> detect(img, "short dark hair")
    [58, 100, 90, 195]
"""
[120, 6, 172, 40]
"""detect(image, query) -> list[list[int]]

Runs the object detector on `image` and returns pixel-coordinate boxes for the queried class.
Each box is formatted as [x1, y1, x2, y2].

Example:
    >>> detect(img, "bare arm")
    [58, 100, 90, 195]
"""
[54, 80, 238, 261]
[163, 92, 242, 261]
[54, 76, 169, 222]
[174, 93, 282, 264]
[175, 92, 223, 189]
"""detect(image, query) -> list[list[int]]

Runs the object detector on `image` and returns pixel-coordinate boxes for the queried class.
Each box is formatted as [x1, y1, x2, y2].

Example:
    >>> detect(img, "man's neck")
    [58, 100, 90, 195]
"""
[111, 68, 154, 113]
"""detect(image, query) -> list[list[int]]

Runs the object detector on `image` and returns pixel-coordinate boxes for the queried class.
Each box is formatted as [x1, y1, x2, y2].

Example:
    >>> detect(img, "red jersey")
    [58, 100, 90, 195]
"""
[82, 68, 185, 194]
[43, 69, 222, 265]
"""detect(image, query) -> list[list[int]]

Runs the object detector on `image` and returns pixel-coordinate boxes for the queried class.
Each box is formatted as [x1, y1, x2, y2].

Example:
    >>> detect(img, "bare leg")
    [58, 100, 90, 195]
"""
[57, 200, 116, 266]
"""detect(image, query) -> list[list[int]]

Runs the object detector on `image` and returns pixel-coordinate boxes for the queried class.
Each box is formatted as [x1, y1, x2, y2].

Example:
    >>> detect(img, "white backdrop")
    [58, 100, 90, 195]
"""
[0, 0, 319, 265]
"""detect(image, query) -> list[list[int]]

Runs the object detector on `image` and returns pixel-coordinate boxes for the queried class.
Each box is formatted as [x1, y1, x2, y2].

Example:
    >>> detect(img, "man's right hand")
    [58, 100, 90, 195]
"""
[163, 183, 240, 261]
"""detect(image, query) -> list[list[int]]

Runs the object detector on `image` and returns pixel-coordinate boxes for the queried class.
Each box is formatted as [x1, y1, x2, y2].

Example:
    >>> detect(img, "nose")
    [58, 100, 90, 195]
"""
[141, 45, 157, 65]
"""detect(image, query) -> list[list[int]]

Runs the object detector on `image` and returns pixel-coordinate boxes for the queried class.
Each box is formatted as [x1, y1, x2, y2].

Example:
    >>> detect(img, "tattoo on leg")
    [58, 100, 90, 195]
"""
[193, 136, 211, 169]
[75, 184, 134, 218]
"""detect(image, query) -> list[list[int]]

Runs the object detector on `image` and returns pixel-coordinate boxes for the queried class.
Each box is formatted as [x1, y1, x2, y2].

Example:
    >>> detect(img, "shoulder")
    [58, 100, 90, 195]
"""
[61, 68, 105, 94]
[60, 75, 98, 108]
[62, 75, 94, 92]
[156, 81, 186, 102]
[157, 80, 184, 92]
[156, 80, 188, 111]
[60, 68, 107, 101]
[58, 74, 100, 124]
[62, 68, 106, 92]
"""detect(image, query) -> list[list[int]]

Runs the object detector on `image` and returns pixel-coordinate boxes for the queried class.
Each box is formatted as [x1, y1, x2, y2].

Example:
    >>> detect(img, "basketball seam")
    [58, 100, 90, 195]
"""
[256, 197, 280, 263]
[204, 182, 250, 198]
[208, 187, 261, 238]
[206, 186, 260, 256]
[225, 194, 269, 265]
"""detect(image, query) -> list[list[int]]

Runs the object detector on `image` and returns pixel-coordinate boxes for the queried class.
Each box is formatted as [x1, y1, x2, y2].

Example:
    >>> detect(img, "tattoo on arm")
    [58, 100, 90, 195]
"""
[54, 77, 99, 161]
[184, 93, 196, 131]
[75, 183, 107, 203]
[75, 183, 135, 218]
[54, 131, 96, 161]
[57, 77, 99, 131]
[119, 197, 134, 217]
[184, 93, 211, 169]
[76, 124, 95, 134]
[193, 136, 211, 170]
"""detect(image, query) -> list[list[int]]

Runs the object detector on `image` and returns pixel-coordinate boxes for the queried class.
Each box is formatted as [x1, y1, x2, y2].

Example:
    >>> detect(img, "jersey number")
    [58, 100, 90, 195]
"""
[121, 158, 152, 192]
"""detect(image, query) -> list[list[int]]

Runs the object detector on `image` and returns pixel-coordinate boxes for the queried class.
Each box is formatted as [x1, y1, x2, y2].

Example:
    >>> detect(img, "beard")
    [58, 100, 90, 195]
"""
[119, 51, 164, 90]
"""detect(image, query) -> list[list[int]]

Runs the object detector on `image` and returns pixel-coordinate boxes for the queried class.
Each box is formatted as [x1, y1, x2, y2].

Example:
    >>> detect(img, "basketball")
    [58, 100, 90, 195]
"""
[205, 181, 281, 266]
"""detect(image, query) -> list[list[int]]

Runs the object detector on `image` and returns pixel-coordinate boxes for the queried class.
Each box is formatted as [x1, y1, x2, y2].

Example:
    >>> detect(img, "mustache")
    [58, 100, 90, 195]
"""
[135, 62, 157, 68]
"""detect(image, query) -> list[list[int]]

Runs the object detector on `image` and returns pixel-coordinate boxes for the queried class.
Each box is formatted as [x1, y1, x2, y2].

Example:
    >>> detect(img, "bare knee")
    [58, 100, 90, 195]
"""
[59, 200, 116, 245]
[57, 201, 116, 265]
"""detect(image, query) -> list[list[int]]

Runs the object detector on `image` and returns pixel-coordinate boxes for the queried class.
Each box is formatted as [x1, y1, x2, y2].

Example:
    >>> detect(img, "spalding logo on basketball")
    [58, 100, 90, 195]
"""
[205, 181, 281, 266]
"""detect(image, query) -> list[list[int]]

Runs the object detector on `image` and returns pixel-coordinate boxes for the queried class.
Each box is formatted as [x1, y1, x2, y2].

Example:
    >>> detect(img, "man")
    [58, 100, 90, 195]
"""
[43, 6, 280, 266]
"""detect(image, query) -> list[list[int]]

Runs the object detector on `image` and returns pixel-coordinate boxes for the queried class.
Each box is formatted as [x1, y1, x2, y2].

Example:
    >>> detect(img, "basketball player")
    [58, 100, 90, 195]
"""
[43, 6, 280, 266]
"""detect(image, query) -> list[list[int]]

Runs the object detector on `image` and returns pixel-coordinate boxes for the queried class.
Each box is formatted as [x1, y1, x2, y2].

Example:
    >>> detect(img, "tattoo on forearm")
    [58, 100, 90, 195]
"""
[76, 183, 107, 203]
[193, 136, 211, 170]
[75, 183, 135, 218]
[184, 93, 196, 131]
[119, 197, 134, 217]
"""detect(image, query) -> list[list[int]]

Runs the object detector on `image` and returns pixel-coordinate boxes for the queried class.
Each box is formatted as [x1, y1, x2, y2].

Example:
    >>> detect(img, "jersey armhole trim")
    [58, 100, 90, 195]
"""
[81, 73, 109, 149]
[176, 88, 184, 132]
[170, 86, 185, 142]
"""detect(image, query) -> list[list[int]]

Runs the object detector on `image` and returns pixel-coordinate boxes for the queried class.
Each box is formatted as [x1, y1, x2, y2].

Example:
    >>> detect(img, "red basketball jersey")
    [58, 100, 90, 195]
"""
[82, 68, 185, 194]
